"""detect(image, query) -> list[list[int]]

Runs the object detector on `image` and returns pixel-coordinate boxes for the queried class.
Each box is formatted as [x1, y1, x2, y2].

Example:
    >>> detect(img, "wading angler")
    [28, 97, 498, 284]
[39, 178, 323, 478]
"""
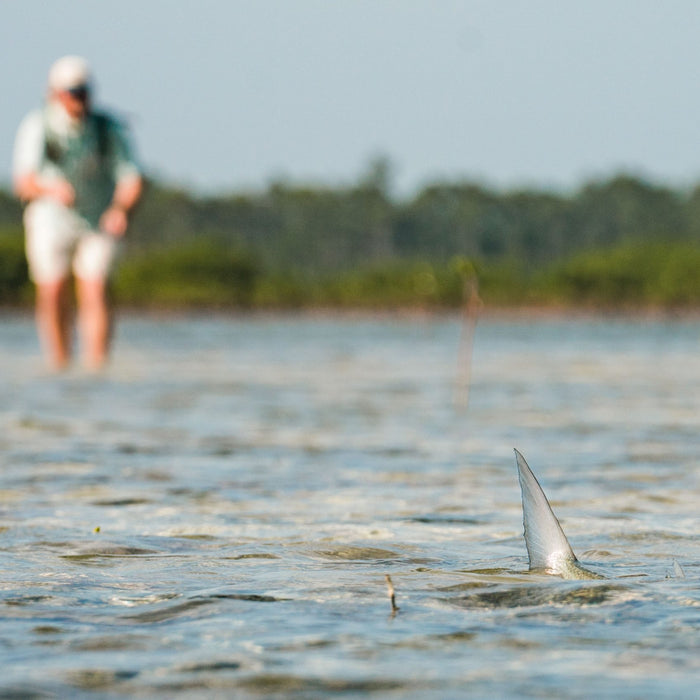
[13, 55, 143, 371]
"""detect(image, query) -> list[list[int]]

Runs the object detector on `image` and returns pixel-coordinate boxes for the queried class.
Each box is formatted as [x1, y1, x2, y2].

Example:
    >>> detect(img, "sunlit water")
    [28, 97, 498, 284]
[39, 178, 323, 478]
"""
[1, 312, 699, 698]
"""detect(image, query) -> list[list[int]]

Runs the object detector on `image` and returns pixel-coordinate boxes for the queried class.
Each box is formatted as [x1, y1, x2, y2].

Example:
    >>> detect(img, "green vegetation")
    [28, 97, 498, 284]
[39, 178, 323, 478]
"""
[542, 242, 700, 308]
[0, 226, 31, 304]
[113, 237, 259, 308]
[1, 169, 699, 311]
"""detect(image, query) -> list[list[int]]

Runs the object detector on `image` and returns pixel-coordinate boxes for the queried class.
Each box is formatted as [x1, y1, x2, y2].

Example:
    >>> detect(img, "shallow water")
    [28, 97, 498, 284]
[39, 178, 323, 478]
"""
[1, 312, 699, 698]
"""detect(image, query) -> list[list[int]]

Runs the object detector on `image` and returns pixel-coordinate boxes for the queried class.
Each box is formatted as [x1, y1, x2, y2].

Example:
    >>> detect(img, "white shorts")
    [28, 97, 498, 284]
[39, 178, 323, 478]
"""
[24, 199, 120, 284]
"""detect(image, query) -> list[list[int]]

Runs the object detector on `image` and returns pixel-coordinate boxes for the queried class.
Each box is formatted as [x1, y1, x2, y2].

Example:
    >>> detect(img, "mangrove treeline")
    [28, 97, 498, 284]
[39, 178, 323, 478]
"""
[1, 169, 699, 309]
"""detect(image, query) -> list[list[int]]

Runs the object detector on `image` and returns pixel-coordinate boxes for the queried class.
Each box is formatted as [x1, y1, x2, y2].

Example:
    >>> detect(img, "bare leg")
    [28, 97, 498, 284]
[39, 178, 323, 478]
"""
[35, 278, 73, 371]
[76, 277, 112, 371]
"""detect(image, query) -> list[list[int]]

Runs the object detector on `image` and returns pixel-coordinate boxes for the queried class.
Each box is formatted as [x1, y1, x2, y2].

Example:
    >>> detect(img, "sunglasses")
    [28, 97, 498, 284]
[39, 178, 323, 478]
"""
[66, 85, 90, 101]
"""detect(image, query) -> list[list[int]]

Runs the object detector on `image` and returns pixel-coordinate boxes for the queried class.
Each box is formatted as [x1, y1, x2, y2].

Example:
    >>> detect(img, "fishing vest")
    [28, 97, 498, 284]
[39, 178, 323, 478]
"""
[41, 109, 123, 229]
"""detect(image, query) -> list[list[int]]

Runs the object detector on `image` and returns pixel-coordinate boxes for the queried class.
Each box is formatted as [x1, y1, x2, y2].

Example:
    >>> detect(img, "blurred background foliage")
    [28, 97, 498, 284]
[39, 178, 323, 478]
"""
[1, 165, 699, 310]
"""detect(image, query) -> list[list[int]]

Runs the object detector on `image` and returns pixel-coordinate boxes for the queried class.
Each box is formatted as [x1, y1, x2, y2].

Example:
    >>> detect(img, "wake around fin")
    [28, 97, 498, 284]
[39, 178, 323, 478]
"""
[514, 449, 602, 580]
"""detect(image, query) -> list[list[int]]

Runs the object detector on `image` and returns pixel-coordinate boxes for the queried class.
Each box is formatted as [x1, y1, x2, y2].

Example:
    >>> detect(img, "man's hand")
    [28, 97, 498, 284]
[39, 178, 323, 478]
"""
[100, 176, 143, 237]
[99, 204, 129, 237]
[46, 179, 76, 207]
[13, 173, 75, 206]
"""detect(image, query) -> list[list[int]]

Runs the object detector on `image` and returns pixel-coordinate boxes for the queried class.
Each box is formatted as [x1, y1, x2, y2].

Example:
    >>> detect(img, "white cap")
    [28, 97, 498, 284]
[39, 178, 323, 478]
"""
[48, 55, 91, 91]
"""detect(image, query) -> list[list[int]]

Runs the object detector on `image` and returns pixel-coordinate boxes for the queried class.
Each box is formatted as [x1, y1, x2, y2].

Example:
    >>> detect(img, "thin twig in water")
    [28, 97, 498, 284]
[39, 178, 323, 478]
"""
[455, 272, 482, 411]
[385, 574, 399, 615]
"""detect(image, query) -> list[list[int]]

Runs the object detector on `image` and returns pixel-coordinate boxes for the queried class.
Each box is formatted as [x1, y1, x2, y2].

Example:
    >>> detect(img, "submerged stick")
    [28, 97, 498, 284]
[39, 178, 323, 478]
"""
[385, 574, 399, 615]
[455, 271, 482, 411]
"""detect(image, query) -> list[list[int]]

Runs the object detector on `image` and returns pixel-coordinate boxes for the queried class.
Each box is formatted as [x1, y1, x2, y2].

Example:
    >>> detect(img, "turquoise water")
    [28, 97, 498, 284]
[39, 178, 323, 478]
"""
[1, 313, 699, 698]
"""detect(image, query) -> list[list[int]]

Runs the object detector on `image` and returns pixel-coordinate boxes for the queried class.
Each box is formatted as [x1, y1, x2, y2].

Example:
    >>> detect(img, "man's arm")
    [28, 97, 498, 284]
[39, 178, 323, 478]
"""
[12, 111, 75, 206]
[99, 175, 143, 237]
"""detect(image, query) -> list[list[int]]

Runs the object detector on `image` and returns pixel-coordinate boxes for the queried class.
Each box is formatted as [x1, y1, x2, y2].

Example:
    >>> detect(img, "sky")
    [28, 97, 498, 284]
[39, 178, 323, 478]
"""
[3, 1, 700, 198]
